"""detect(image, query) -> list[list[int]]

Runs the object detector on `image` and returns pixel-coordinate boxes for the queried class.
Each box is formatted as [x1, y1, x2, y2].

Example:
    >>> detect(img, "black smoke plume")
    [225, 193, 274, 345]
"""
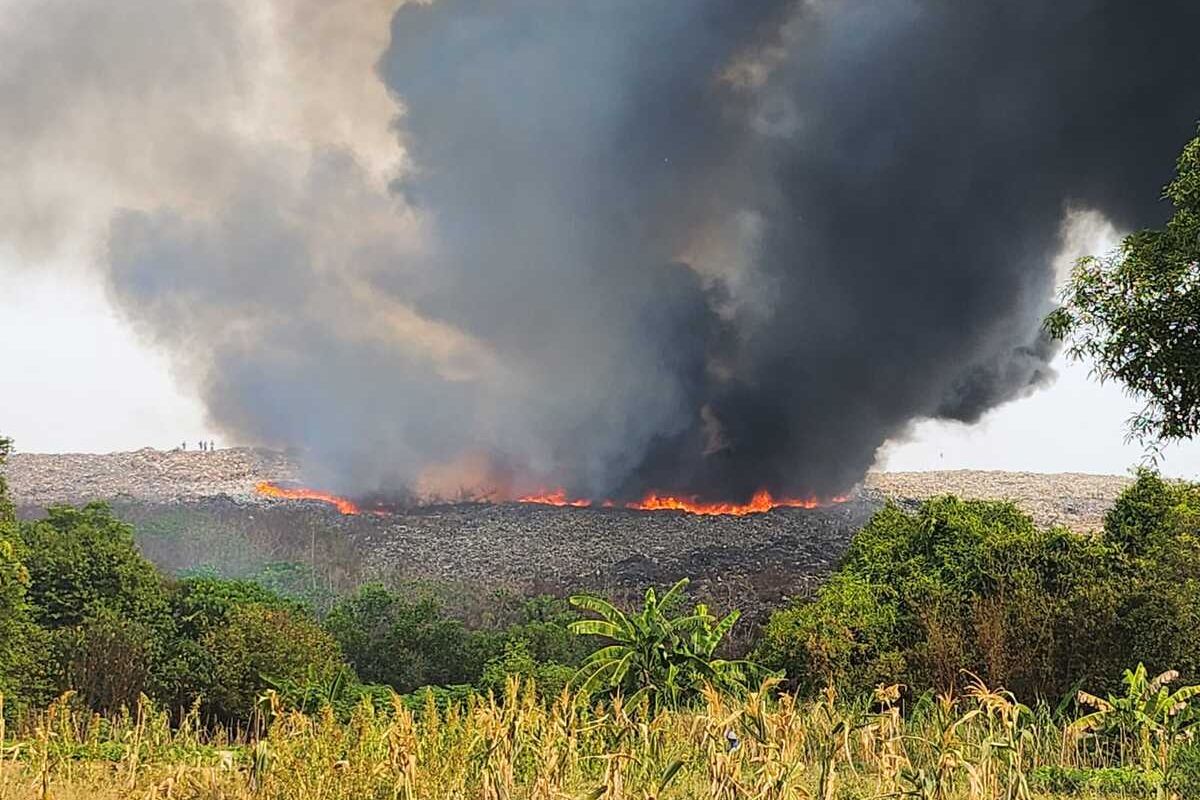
[9, 0, 1200, 500]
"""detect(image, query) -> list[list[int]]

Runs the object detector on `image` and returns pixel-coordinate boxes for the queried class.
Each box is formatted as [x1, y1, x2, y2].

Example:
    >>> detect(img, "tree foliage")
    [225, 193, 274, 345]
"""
[570, 578, 764, 709]
[203, 604, 343, 722]
[1047, 130, 1200, 447]
[19, 502, 171, 629]
[758, 474, 1200, 702]
[0, 437, 46, 711]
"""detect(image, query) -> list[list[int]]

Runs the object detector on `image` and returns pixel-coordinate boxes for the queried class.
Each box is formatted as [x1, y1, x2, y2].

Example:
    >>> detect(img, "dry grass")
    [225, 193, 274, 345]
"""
[0, 681, 1162, 799]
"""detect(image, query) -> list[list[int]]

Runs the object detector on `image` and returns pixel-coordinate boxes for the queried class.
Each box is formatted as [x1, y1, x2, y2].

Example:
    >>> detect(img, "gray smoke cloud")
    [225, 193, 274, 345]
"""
[5, 0, 1200, 500]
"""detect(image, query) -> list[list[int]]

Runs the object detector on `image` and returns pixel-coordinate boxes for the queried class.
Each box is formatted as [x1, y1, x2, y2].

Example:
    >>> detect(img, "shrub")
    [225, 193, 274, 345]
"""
[171, 575, 300, 639]
[479, 640, 574, 699]
[56, 609, 156, 713]
[203, 604, 345, 723]
[19, 503, 171, 629]
[756, 496, 1123, 699]
[755, 572, 902, 696]
[325, 583, 485, 692]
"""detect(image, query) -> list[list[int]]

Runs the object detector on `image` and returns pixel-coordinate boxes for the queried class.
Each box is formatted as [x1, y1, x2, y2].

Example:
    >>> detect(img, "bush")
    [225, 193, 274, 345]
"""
[755, 573, 902, 696]
[56, 609, 156, 713]
[325, 584, 493, 692]
[203, 604, 345, 723]
[19, 503, 171, 629]
[171, 575, 301, 639]
[1168, 742, 1200, 797]
[756, 496, 1124, 699]
[479, 641, 574, 699]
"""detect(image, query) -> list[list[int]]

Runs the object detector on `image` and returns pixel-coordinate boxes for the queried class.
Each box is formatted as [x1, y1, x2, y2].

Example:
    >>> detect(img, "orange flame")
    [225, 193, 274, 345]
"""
[519, 487, 846, 516]
[256, 479, 846, 518]
[628, 489, 831, 516]
[255, 481, 361, 515]
[517, 488, 593, 507]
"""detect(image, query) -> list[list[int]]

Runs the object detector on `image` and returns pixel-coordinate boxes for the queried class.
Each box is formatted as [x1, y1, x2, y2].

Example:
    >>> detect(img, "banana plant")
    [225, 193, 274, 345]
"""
[569, 578, 770, 710]
[1070, 663, 1200, 776]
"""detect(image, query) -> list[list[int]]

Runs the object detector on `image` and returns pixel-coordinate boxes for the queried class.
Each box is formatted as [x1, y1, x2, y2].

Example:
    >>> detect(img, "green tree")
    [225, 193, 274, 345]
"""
[203, 603, 344, 723]
[57, 609, 157, 713]
[569, 578, 763, 708]
[324, 583, 482, 692]
[18, 502, 176, 710]
[1101, 471, 1200, 682]
[19, 502, 170, 628]
[1047, 130, 1200, 447]
[158, 576, 306, 712]
[171, 575, 301, 640]
[755, 572, 903, 696]
[757, 497, 1123, 699]
[0, 436, 13, 526]
[0, 437, 48, 711]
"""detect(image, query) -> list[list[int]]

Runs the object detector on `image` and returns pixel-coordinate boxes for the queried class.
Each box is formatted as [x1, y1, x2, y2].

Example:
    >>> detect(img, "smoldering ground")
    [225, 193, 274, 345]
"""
[3, 1, 1199, 500]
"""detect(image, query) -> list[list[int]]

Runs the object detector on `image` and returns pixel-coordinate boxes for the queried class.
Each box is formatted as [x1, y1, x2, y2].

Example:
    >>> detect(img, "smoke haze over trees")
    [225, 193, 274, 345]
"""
[2, 1, 1199, 501]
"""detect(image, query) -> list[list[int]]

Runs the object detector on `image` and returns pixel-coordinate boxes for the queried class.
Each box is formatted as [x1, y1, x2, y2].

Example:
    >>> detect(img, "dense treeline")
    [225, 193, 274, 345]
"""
[5, 431, 1200, 734]
[755, 469, 1200, 703]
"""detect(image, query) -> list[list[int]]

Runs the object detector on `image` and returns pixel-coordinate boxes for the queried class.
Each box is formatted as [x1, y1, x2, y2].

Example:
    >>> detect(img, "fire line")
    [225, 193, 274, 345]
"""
[257, 481, 846, 517]
[255, 481, 362, 515]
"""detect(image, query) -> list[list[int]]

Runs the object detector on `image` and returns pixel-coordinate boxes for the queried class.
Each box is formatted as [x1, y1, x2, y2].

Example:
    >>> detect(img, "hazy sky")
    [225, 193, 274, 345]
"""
[5, 252, 1200, 479]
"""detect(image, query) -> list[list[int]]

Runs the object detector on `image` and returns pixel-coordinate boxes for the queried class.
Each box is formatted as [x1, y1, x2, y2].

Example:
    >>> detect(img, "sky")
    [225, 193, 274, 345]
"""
[5, 252, 1200, 479]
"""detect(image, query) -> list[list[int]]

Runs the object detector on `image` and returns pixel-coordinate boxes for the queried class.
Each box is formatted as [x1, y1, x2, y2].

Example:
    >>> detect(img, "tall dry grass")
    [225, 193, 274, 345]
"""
[0, 678, 1158, 799]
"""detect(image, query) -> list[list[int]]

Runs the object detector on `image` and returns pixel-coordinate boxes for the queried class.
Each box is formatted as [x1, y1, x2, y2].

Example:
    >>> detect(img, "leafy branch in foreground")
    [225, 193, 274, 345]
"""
[1046, 130, 1200, 449]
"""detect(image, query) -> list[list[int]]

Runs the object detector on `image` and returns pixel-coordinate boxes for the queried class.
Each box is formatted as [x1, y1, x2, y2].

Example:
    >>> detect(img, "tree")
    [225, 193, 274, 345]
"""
[171, 575, 301, 640]
[19, 502, 170, 628]
[569, 578, 763, 709]
[324, 583, 481, 691]
[18, 502, 177, 709]
[756, 497, 1125, 699]
[203, 604, 344, 723]
[58, 609, 156, 713]
[1047, 130, 1200, 448]
[0, 436, 47, 711]
[0, 436, 14, 526]
[755, 572, 903, 696]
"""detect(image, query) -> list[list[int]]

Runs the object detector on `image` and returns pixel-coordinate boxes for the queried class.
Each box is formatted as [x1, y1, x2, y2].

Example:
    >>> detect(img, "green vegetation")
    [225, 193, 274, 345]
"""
[755, 470, 1200, 703]
[1048, 129, 1200, 448]
[569, 578, 764, 708]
